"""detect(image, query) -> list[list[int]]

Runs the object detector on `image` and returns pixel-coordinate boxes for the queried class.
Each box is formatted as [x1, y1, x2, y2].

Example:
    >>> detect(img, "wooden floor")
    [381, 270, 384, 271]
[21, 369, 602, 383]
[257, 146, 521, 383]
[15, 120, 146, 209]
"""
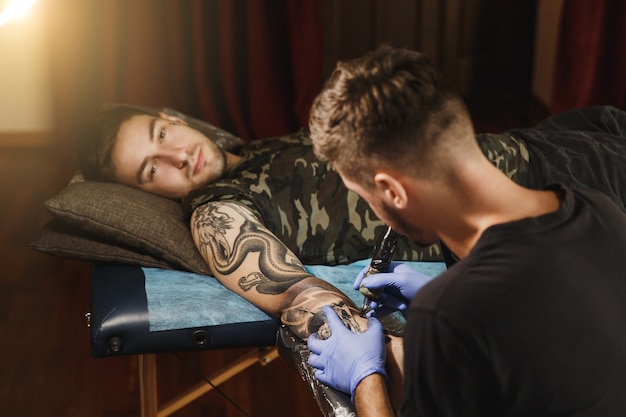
[0, 96, 540, 417]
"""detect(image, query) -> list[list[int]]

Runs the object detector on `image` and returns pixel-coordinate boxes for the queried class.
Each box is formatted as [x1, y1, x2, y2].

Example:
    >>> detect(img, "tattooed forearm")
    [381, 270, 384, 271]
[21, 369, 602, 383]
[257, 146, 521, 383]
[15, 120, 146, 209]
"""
[281, 286, 362, 339]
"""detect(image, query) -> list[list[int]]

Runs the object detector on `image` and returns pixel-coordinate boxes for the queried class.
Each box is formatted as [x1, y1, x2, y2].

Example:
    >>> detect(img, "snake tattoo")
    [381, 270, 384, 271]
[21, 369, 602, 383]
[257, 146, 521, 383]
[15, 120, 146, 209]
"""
[193, 202, 311, 295]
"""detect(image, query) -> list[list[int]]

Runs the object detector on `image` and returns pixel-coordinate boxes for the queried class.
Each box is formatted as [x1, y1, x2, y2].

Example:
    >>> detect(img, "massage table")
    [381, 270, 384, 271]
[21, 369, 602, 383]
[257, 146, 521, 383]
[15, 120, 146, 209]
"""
[88, 260, 446, 416]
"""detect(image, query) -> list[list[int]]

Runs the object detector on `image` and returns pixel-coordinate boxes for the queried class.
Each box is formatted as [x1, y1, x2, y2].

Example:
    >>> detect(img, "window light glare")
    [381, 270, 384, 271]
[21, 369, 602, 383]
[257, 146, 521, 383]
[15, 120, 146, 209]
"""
[0, 0, 40, 27]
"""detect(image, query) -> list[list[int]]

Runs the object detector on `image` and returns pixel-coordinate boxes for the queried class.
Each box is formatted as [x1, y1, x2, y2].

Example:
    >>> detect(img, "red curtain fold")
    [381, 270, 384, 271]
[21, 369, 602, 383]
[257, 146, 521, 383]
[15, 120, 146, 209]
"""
[550, 0, 626, 113]
[42, 0, 326, 147]
[286, 0, 326, 128]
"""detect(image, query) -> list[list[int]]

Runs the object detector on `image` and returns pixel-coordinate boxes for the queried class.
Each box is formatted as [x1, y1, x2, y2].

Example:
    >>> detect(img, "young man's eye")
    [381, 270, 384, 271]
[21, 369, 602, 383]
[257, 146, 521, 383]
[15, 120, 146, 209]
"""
[149, 164, 157, 179]
[159, 127, 166, 140]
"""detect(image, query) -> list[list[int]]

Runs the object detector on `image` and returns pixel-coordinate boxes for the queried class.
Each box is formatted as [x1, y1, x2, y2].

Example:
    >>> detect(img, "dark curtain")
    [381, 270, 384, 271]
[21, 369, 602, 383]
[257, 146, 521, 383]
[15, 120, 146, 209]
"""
[550, 0, 626, 113]
[42, 0, 325, 146]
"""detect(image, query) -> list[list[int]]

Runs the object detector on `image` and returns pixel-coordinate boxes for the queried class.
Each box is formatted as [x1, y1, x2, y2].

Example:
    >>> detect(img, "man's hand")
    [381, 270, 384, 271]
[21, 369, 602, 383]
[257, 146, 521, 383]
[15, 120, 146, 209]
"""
[307, 306, 387, 399]
[354, 262, 432, 317]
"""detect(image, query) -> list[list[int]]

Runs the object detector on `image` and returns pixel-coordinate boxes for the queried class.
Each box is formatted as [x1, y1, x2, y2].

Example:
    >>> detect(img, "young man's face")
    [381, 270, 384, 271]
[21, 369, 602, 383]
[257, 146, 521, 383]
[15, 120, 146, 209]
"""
[111, 113, 228, 199]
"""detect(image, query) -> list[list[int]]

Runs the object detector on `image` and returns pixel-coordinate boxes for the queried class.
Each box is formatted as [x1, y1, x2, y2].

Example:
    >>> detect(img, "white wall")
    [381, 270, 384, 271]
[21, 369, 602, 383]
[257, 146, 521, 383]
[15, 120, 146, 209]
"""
[0, 2, 53, 133]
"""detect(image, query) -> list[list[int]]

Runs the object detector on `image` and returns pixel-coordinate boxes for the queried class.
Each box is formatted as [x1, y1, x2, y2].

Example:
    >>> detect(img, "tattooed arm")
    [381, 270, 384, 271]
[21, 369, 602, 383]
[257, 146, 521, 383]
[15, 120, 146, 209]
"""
[190, 200, 367, 340]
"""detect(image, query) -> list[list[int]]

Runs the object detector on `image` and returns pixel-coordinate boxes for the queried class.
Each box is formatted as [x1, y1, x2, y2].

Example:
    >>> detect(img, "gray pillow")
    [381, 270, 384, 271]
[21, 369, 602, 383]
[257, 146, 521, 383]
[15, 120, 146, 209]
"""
[30, 177, 212, 275]
[29, 218, 175, 270]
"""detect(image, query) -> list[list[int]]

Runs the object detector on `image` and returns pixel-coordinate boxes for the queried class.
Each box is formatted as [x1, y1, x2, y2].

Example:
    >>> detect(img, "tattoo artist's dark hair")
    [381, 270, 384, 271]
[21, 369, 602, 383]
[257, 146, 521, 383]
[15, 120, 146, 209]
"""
[309, 45, 470, 186]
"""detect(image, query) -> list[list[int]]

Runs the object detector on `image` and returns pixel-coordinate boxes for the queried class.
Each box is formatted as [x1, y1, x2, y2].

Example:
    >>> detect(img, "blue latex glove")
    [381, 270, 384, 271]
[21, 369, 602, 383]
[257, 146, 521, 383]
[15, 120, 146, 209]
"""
[354, 262, 433, 317]
[307, 305, 387, 399]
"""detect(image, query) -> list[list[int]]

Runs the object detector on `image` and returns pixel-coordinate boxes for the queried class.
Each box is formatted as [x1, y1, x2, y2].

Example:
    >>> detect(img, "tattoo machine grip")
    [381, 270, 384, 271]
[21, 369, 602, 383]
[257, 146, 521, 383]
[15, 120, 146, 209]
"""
[359, 226, 400, 316]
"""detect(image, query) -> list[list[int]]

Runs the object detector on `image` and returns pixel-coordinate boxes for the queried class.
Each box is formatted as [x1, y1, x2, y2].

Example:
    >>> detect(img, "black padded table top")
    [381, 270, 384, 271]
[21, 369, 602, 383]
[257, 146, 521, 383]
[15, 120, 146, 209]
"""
[89, 264, 279, 358]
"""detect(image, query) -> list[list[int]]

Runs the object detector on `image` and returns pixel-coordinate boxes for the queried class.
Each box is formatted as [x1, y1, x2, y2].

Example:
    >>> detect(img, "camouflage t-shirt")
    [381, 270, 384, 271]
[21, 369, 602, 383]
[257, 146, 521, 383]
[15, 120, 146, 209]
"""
[183, 131, 529, 266]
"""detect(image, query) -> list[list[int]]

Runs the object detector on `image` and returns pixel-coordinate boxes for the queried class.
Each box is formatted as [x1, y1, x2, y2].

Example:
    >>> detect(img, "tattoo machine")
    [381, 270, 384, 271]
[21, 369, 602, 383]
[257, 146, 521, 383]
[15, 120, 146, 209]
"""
[359, 226, 400, 317]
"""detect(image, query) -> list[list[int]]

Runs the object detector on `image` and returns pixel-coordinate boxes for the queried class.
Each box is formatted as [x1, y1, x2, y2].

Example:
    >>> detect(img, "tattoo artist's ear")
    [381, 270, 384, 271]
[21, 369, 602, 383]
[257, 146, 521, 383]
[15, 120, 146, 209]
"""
[374, 172, 408, 209]
[157, 112, 188, 126]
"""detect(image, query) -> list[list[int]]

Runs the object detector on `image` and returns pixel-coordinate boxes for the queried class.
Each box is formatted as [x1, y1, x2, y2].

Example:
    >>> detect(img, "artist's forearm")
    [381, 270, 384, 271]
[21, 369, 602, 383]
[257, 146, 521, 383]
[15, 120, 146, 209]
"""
[354, 374, 396, 417]
[191, 201, 364, 338]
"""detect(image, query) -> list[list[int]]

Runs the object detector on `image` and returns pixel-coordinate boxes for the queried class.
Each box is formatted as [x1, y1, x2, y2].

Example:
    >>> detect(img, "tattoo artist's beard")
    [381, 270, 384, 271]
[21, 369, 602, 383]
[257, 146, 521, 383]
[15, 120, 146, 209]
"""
[379, 202, 438, 247]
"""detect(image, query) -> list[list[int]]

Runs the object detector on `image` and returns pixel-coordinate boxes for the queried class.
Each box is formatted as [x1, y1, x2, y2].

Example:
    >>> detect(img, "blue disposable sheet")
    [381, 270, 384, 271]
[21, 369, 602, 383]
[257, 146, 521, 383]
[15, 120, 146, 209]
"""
[144, 260, 446, 332]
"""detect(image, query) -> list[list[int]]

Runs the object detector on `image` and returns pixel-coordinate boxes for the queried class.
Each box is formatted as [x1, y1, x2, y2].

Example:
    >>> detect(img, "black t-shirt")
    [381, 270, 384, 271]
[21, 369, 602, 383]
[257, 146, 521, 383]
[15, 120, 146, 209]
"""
[508, 105, 626, 212]
[402, 185, 626, 416]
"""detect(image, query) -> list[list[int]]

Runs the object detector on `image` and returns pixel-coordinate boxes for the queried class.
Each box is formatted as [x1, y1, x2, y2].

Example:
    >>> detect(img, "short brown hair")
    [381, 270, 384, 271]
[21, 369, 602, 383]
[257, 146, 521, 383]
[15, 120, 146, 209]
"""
[77, 104, 159, 181]
[309, 45, 470, 186]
